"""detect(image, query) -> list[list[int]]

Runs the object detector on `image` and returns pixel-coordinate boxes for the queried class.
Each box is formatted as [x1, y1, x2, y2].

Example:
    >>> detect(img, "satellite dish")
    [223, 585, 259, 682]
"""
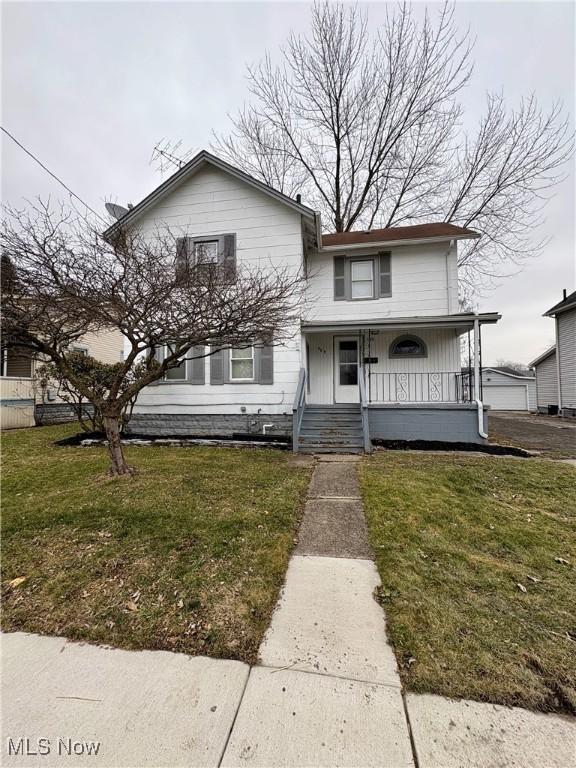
[105, 202, 129, 220]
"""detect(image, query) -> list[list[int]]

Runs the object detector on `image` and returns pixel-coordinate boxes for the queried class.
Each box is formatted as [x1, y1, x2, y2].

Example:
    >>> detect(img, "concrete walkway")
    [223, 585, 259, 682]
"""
[221, 455, 414, 767]
[3, 455, 575, 767]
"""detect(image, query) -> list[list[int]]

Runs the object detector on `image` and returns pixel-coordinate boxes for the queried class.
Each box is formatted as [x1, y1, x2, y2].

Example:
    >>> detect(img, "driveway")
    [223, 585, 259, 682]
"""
[489, 411, 576, 458]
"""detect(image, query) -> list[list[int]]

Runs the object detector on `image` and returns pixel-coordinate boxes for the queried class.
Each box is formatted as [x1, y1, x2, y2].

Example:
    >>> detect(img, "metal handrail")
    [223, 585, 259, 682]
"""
[292, 367, 307, 452]
[358, 365, 372, 453]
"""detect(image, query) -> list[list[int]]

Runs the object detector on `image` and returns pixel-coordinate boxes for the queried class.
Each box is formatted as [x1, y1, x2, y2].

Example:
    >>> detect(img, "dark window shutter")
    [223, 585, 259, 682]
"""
[256, 344, 274, 385]
[334, 256, 346, 300]
[210, 347, 225, 385]
[379, 252, 392, 297]
[175, 238, 190, 282]
[189, 345, 205, 385]
[220, 234, 236, 281]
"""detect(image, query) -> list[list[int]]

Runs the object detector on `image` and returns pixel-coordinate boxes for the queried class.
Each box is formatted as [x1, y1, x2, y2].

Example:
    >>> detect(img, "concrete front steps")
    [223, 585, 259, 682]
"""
[298, 404, 365, 453]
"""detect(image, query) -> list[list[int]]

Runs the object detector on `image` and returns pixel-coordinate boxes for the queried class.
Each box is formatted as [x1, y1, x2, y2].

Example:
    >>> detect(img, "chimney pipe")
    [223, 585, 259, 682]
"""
[296, 194, 302, 204]
[563, 288, 567, 300]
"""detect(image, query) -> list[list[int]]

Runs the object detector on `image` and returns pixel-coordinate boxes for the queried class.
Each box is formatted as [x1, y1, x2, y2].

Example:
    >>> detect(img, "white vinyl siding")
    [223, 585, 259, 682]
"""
[535, 352, 558, 410]
[76, 329, 125, 364]
[305, 242, 458, 322]
[557, 308, 576, 410]
[133, 165, 303, 415]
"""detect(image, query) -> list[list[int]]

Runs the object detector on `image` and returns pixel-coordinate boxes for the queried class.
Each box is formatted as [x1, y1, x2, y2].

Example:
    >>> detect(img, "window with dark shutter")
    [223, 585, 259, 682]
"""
[256, 343, 274, 384]
[210, 347, 226, 384]
[221, 234, 236, 282]
[334, 256, 346, 300]
[175, 238, 190, 283]
[188, 346, 205, 385]
[378, 252, 392, 297]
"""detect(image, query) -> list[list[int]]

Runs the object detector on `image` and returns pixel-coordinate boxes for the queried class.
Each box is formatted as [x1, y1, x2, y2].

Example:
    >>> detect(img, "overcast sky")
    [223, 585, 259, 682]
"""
[2, 1, 574, 366]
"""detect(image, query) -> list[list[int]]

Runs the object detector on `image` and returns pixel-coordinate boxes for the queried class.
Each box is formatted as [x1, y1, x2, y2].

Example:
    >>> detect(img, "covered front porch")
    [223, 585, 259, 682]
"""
[293, 313, 501, 451]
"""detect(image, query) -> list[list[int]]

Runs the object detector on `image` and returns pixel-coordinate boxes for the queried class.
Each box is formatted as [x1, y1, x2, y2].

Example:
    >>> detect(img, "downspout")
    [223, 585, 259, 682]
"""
[473, 317, 488, 439]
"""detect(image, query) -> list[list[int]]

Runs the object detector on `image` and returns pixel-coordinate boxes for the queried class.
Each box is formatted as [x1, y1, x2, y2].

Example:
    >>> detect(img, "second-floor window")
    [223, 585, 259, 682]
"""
[175, 233, 236, 282]
[194, 240, 219, 264]
[334, 252, 391, 301]
[350, 260, 374, 299]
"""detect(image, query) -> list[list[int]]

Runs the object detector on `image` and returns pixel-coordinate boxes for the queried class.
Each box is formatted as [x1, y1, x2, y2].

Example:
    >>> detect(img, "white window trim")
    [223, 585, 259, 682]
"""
[72, 346, 89, 355]
[229, 347, 255, 382]
[350, 259, 374, 300]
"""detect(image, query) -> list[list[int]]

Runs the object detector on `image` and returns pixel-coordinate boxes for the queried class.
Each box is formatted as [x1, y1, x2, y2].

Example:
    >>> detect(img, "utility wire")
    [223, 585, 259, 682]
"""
[1, 125, 106, 222]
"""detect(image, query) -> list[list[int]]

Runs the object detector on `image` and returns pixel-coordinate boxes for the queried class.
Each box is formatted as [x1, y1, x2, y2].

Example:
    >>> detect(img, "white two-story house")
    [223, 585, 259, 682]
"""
[105, 151, 500, 452]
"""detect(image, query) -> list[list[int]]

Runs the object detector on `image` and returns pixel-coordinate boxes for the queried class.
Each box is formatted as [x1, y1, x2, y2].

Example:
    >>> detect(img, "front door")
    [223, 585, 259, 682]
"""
[334, 336, 360, 403]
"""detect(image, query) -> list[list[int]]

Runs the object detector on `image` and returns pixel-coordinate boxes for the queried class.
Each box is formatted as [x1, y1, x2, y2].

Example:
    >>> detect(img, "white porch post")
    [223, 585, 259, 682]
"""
[473, 317, 481, 401]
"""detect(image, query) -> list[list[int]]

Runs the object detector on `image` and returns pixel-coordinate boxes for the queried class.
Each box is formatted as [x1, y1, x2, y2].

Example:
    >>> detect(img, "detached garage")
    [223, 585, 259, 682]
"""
[481, 367, 536, 411]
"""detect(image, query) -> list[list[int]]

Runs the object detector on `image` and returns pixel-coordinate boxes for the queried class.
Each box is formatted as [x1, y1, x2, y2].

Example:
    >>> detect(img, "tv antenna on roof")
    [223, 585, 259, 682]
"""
[105, 202, 129, 220]
[151, 139, 195, 175]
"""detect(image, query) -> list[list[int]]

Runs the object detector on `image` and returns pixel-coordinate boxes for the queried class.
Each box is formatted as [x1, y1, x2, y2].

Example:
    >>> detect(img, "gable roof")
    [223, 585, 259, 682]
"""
[321, 223, 479, 248]
[544, 289, 576, 317]
[103, 150, 319, 240]
[529, 346, 556, 368]
[482, 366, 535, 380]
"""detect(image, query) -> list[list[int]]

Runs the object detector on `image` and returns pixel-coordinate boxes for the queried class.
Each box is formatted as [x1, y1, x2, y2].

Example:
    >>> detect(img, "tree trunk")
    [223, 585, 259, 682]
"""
[103, 415, 134, 476]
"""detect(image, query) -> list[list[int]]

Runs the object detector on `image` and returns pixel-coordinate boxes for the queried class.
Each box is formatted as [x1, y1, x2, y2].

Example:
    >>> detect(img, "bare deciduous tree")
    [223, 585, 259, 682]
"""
[212, 2, 572, 295]
[1, 201, 305, 476]
[495, 359, 531, 375]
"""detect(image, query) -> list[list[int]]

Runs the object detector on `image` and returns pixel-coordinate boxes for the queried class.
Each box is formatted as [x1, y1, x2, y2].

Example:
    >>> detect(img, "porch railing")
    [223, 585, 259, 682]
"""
[292, 367, 307, 452]
[368, 371, 475, 404]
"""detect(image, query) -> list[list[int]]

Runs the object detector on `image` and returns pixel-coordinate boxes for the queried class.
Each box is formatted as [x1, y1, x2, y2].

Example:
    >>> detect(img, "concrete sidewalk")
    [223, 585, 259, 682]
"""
[3, 455, 575, 767]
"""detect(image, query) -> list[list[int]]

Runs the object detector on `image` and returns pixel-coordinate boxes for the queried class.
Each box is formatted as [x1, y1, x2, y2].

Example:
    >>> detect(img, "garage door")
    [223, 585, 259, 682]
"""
[483, 385, 527, 411]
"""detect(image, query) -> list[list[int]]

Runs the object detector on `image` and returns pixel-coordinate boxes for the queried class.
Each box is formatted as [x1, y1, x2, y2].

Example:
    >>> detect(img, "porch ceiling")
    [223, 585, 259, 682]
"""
[301, 312, 501, 334]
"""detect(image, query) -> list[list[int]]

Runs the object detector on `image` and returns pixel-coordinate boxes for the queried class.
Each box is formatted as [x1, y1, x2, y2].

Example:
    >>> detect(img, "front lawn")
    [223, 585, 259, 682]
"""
[1, 425, 312, 663]
[360, 452, 576, 714]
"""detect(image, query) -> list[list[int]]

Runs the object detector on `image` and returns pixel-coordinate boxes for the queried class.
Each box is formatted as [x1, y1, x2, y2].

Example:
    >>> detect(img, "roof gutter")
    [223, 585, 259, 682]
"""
[544, 300, 576, 317]
[318, 233, 481, 252]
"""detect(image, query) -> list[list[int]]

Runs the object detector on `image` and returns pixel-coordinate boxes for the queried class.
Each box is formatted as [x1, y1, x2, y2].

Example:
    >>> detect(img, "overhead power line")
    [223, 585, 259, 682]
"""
[1, 125, 106, 222]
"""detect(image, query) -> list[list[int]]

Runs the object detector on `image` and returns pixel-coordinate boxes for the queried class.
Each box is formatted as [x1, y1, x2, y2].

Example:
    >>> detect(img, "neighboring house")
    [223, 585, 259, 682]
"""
[530, 289, 576, 417]
[530, 347, 558, 415]
[104, 150, 501, 451]
[481, 367, 536, 411]
[0, 330, 125, 429]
